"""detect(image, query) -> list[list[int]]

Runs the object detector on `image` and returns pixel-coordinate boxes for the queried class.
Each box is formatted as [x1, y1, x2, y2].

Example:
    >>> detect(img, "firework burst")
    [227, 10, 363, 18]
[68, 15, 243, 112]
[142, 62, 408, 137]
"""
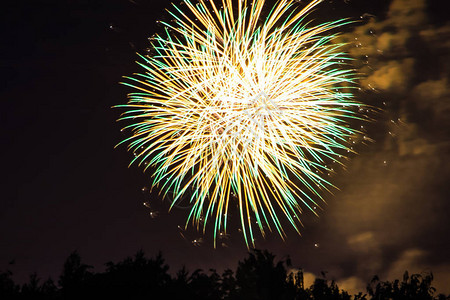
[117, 0, 364, 247]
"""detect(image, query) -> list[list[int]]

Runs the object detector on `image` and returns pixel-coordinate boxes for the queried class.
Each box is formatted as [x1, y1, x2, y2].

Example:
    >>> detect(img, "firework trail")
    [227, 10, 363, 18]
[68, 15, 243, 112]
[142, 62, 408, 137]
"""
[117, 0, 364, 247]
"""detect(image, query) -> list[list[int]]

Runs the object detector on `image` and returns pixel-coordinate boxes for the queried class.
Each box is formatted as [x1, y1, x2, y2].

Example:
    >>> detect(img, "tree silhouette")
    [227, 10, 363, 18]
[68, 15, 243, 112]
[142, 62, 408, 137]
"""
[169, 266, 191, 298]
[309, 276, 351, 300]
[367, 271, 448, 300]
[186, 268, 222, 299]
[1, 249, 449, 299]
[89, 250, 171, 299]
[21, 273, 57, 300]
[221, 268, 238, 299]
[0, 269, 19, 299]
[58, 250, 93, 299]
[234, 249, 295, 300]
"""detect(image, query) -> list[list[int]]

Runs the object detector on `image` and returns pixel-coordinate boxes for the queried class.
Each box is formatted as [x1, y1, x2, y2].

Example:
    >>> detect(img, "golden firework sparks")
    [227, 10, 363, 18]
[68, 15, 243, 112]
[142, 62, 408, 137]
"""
[117, 0, 364, 247]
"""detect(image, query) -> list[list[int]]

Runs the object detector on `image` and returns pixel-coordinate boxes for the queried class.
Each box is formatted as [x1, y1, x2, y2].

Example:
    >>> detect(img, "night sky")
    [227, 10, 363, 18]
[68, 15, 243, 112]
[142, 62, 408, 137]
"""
[1, 0, 449, 295]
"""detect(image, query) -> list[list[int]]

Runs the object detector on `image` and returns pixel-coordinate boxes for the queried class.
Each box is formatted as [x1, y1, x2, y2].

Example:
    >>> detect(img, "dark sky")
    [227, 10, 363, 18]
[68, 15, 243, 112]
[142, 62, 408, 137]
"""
[1, 0, 449, 294]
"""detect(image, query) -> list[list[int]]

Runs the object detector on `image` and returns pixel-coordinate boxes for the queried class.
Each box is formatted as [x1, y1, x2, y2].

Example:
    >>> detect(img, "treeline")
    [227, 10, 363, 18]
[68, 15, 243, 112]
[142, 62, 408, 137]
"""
[1, 249, 449, 299]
